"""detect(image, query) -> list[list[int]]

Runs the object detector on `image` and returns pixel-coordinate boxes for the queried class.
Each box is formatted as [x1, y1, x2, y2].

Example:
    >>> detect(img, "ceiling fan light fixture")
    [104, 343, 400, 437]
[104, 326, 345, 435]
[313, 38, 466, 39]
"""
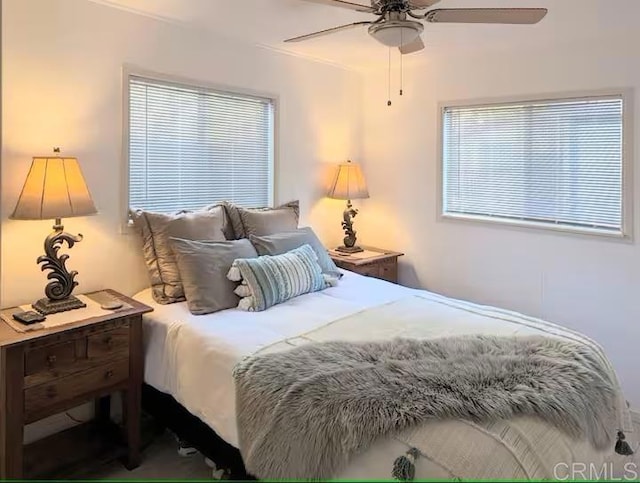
[368, 20, 424, 47]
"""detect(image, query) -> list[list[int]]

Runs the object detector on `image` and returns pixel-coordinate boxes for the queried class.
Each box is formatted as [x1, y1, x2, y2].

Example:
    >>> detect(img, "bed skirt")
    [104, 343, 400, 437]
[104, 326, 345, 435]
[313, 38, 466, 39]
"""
[141, 384, 252, 480]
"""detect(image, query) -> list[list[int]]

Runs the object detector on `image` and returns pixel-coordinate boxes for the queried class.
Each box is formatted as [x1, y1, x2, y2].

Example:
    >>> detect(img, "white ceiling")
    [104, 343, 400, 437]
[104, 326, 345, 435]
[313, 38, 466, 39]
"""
[90, 0, 640, 69]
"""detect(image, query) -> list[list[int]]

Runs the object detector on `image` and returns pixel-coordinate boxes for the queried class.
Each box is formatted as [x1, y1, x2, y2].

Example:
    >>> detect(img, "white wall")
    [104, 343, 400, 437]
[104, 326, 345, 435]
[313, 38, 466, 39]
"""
[1, 0, 361, 441]
[1, 0, 361, 309]
[360, 38, 640, 405]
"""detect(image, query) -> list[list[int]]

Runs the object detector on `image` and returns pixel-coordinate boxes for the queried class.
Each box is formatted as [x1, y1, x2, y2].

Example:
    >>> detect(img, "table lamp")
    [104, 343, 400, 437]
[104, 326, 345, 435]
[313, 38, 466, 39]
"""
[11, 149, 97, 314]
[327, 160, 370, 253]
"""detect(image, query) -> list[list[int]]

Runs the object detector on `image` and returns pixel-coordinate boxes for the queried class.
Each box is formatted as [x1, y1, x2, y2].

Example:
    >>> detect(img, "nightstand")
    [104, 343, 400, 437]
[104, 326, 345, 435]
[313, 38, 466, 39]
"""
[329, 246, 404, 283]
[0, 290, 152, 479]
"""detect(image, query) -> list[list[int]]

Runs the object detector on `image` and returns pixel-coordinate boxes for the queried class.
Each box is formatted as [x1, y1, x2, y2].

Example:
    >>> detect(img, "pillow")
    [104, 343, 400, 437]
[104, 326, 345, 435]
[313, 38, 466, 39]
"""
[227, 244, 328, 312]
[170, 238, 257, 315]
[249, 227, 341, 278]
[130, 204, 229, 304]
[223, 201, 299, 239]
[201, 203, 236, 240]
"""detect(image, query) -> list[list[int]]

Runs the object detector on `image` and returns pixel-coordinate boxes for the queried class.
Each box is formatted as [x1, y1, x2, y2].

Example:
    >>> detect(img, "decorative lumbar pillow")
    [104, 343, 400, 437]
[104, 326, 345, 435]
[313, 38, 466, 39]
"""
[130, 204, 229, 304]
[223, 201, 299, 239]
[170, 238, 258, 315]
[249, 227, 342, 279]
[227, 244, 329, 312]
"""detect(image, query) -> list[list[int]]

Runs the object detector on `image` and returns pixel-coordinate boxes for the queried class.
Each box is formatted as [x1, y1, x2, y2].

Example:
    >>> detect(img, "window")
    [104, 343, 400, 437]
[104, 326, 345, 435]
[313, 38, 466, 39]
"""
[127, 74, 274, 213]
[441, 94, 628, 236]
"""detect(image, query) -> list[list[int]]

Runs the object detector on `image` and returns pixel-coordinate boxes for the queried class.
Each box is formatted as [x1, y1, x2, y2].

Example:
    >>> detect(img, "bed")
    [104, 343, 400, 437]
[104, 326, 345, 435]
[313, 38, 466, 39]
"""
[136, 269, 634, 480]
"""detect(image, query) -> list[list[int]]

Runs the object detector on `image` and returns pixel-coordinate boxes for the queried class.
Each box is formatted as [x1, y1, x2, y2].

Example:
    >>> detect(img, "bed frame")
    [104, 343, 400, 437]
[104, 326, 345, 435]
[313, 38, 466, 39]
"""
[141, 384, 253, 480]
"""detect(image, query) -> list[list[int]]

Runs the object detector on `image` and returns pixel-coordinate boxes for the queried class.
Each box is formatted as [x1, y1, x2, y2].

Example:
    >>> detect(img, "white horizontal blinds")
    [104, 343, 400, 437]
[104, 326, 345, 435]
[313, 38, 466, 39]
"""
[443, 96, 624, 233]
[129, 76, 273, 213]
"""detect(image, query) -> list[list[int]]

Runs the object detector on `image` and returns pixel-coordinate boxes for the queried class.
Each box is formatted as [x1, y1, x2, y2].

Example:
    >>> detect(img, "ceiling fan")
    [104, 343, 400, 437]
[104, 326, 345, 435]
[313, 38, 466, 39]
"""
[285, 0, 548, 54]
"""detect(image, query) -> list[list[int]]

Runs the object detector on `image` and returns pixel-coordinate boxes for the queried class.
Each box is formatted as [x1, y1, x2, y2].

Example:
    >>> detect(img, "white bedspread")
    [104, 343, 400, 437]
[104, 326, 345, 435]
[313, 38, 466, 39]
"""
[136, 271, 633, 480]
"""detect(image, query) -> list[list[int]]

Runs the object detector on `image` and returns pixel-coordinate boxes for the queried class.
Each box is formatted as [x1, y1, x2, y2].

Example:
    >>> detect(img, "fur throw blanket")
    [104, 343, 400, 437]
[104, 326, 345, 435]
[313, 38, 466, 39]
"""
[233, 335, 618, 480]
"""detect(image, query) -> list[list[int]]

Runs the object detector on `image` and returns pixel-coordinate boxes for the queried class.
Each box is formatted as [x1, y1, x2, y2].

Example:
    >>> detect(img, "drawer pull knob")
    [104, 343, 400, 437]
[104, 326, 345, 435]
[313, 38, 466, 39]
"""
[104, 336, 113, 348]
[46, 386, 57, 398]
[105, 370, 114, 380]
[47, 355, 57, 366]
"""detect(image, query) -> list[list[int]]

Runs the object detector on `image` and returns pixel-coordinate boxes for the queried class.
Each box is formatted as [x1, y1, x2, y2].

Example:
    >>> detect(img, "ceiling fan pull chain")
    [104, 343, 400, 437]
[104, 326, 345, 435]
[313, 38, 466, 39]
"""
[399, 36, 404, 96]
[387, 47, 392, 107]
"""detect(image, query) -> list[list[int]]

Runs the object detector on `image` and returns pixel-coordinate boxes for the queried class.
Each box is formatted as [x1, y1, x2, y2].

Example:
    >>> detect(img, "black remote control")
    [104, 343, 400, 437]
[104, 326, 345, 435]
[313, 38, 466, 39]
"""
[13, 311, 46, 325]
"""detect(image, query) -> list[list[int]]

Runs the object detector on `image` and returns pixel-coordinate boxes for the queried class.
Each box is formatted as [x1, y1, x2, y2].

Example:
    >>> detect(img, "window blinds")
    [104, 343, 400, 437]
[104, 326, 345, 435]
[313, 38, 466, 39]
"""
[442, 96, 625, 234]
[128, 76, 274, 213]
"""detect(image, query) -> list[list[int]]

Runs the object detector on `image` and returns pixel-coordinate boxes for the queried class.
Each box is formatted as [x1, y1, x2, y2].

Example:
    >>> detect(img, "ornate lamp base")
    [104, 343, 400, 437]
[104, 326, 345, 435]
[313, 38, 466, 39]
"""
[33, 295, 86, 315]
[338, 200, 364, 254]
[335, 245, 364, 254]
[33, 218, 85, 315]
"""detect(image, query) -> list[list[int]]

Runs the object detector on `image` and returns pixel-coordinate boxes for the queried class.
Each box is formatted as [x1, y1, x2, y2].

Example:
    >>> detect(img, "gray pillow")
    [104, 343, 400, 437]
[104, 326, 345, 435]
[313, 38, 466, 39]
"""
[170, 238, 258, 315]
[249, 227, 341, 278]
[130, 205, 229, 304]
[223, 201, 299, 239]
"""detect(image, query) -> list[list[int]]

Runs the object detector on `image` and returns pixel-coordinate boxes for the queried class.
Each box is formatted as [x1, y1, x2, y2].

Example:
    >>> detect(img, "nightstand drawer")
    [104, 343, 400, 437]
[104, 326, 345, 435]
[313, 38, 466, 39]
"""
[378, 261, 397, 283]
[24, 341, 77, 377]
[355, 263, 381, 278]
[87, 326, 130, 361]
[24, 359, 129, 423]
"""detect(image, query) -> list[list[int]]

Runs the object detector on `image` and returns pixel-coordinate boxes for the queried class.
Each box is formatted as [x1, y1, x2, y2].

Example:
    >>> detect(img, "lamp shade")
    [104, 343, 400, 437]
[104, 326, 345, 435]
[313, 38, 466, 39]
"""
[327, 160, 370, 201]
[11, 157, 97, 220]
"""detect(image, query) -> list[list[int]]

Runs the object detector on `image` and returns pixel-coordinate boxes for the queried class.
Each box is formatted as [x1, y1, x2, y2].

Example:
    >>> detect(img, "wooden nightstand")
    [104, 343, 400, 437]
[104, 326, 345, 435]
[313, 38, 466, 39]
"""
[0, 290, 152, 479]
[329, 247, 404, 283]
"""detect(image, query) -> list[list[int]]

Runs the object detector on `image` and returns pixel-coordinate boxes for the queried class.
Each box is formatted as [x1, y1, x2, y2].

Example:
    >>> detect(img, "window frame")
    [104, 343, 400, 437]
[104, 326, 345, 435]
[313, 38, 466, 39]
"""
[121, 65, 278, 231]
[437, 89, 634, 240]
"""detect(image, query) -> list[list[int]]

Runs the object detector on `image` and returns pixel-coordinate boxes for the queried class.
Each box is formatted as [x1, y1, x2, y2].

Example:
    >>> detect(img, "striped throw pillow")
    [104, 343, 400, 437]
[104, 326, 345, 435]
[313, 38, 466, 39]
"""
[227, 244, 329, 312]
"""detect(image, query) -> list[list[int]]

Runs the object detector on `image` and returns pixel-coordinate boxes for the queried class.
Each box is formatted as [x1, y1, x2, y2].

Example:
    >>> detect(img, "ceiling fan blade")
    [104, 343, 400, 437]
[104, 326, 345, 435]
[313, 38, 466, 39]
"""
[284, 21, 372, 43]
[399, 36, 425, 54]
[425, 8, 548, 24]
[408, 0, 441, 10]
[298, 0, 375, 13]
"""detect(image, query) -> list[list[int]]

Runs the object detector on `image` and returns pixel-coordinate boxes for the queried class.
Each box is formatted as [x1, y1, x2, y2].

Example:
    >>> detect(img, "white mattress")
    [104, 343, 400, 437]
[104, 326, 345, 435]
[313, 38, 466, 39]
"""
[136, 271, 632, 479]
